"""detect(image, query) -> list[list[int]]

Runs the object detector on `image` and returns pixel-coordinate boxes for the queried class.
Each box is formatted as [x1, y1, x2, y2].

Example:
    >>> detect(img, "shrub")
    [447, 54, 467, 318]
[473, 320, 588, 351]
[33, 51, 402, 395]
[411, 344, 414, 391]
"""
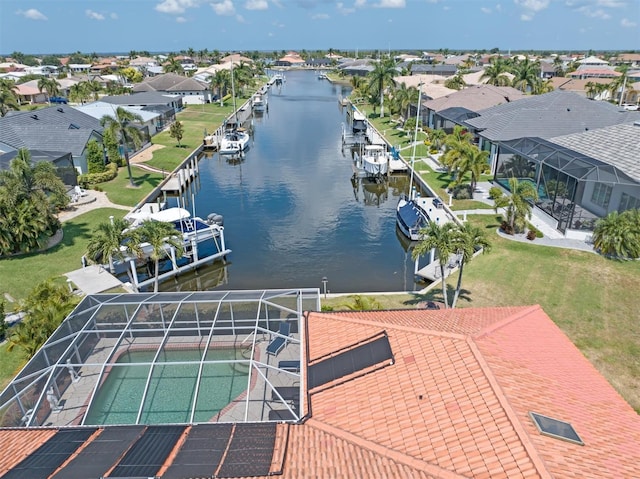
[488, 186, 503, 200]
[452, 184, 472, 200]
[500, 220, 514, 235]
[536, 229, 544, 238]
[526, 229, 536, 241]
[78, 162, 118, 186]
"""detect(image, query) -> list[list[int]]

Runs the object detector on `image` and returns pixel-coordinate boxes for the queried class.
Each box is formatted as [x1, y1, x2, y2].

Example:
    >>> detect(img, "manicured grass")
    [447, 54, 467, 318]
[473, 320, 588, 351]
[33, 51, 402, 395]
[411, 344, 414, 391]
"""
[321, 214, 640, 412]
[100, 168, 164, 207]
[0, 342, 26, 391]
[0, 208, 128, 302]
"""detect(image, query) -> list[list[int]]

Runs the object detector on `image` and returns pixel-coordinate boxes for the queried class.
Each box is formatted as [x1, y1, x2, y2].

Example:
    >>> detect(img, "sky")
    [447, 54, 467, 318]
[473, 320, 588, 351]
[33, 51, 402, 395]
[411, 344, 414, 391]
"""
[1, 0, 638, 55]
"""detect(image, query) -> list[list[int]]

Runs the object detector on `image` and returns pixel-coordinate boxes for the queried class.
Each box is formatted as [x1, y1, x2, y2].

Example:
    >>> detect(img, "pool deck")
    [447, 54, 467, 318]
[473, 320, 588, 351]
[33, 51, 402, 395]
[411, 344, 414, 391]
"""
[42, 333, 302, 427]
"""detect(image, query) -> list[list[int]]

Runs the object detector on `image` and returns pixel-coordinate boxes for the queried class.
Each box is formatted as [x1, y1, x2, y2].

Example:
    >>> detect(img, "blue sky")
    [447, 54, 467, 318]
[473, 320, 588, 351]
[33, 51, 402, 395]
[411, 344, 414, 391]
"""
[1, 0, 638, 55]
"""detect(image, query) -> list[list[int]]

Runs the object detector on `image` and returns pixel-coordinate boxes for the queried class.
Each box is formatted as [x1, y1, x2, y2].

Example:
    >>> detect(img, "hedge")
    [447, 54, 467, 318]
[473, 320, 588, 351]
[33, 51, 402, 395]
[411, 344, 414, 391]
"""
[78, 162, 118, 186]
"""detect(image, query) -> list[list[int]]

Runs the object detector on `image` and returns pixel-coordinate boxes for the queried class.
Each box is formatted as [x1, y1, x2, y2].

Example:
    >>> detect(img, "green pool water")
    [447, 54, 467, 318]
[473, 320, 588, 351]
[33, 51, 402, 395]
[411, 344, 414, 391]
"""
[84, 349, 248, 425]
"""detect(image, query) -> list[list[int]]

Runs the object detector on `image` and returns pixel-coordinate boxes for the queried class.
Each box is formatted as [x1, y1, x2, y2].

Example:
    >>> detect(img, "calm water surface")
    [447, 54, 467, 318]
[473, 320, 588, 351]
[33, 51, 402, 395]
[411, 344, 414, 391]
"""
[164, 70, 420, 294]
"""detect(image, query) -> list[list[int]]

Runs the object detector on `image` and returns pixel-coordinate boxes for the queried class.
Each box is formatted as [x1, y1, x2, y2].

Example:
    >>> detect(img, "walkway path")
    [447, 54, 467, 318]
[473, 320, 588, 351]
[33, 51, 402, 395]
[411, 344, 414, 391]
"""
[57, 191, 130, 223]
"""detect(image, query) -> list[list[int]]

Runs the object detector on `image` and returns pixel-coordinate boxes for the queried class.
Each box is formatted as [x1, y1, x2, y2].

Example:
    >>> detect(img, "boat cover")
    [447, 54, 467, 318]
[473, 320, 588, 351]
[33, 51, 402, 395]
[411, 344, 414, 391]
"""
[398, 200, 428, 230]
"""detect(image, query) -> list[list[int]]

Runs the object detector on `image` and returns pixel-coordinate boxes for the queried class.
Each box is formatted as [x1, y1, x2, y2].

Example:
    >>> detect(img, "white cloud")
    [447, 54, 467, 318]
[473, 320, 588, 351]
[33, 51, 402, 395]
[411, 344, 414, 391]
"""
[86, 9, 105, 20]
[155, 0, 198, 14]
[595, 0, 625, 6]
[311, 12, 330, 19]
[520, 12, 534, 20]
[236, 13, 246, 22]
[481, 6, 492, 13]
[211, 0, 236, 15]
[337, 2, 356, 14]
[110, 12, 118, 19]
[245, 0, 268, 9]
[576, 6, 611, 18]
[16, 8, 48, 20]
[514, 0, 550, 12]
[176, 16, 187, 22]
[621, 17, 637, 27]
[272, 20, 285, 27]
[355, 0, 366, 6]
[375, 0, 405, 7]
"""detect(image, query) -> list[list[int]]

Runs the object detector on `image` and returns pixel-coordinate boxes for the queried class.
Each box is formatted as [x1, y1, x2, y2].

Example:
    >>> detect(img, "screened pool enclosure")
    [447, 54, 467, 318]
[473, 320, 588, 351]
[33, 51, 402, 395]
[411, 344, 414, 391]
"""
[0, 290, 319, 428]
[494, 137, 640, 233]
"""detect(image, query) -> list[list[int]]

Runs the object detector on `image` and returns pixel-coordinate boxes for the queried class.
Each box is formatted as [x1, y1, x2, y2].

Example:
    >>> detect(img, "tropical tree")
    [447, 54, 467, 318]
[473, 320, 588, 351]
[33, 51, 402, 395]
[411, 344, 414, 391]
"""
[480, 56, 511, 86]
[609, 65, 631, 105]
[534, 79, 555, 95]
[450, 144, 490, 192]
[69, 82, 90, 104]
[85, 139, 106, 173]
[163, 57, 184, 75]
[444, 73, 466, 91]
[37, 77, 60, 102]
[169, 120, 184, 147]
[366, 57, 397, 117]
[7, 280, 77, 359]
[450, 223, 491, 308]
[119, 66, 143, 84]
[83, 79, 102, 101]
[0, 149, 67, 254]
[85, 217, 139, 272]
[136, 220, 184, 292]
[553, 56, 565, 77]
[591, 209, 640, 259]
[441, 126, 473, 174]
[494, 177, 539, 233]
[0, 78, 20, 116]
[412, 221, 458, 308]
[428, 128, 446, 151]
[100, 107, 144, 187]
[210, 69, 231, 105]
[511, 56, 541, 93]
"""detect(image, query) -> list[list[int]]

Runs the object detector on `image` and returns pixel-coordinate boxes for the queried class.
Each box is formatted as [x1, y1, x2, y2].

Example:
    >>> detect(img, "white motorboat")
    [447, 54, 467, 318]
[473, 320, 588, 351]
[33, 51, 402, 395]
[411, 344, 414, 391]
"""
[252, 93, 267, 112]
[354, 144, 390, 178]
[396, 195, 431, 241]
[219, 123, 250, 154]
[351, 110, 368, 144]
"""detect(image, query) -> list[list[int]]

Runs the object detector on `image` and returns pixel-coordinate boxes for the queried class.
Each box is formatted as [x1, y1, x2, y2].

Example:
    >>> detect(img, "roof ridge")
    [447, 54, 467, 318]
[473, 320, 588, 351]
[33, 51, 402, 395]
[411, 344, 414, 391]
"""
[465, 335, 554, 479]
[305, 419, 466, 479]
[314, 312, 467, 341]
[473, 304, 542, 339]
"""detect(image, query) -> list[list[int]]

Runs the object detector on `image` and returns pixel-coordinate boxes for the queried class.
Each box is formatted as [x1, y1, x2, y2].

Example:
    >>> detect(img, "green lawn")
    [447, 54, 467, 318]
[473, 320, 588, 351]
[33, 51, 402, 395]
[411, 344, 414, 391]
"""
[100, 167, 164, 207]
[0, 208, 128, 302]
[0, 342, 25, 391]
[321, 214, 640, 412]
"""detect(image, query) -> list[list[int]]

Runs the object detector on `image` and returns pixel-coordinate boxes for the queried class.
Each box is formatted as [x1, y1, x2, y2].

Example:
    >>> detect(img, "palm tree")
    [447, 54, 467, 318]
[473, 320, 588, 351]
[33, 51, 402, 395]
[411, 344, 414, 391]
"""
[136, 220, 184, 292]
[83, 79, 102, 101]
[441, 126, 473, 174]
[464, 146, 490, 192]
[428, 129, 446, 151]
[100, 107, 144, 187]
[450, 223, 491, 308]
[0, 149, 67, 254]
[494, 177, 539, 233]
[163, 56, 184, 75]
[553, 56, 565, 77]
[37, 77, 60, 103]
[591, 209, 640, 259]
[340, 295, 383, 310]
[511, 56, 541, 93]
[609, 65, 631, 106]
[534, 79, 555, 95]
[444, 73, 466, 91]
[480, 57, 511, 86]
[69, 82, 90, 104]
[210, 69, 231, 105]
[0, 78, 20, 116]
[366, 57, 397, 118]
[85, 217, 132, 272]
[412, 221, 458, 308]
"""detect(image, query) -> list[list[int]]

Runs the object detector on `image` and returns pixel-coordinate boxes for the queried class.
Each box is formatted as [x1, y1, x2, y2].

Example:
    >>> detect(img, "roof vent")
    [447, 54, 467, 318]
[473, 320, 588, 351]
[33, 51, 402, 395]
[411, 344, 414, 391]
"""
[529, 412, 584, 445]
[57, 108, 64, 113]
[30, 114, 38, 120]
[566, 108, 571, 111]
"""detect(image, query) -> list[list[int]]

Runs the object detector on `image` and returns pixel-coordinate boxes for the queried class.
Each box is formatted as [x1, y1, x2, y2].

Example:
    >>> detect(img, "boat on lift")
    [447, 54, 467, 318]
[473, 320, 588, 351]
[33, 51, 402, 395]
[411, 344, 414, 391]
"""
[354, 144, 390, 179]
[252, 93, 267, 113]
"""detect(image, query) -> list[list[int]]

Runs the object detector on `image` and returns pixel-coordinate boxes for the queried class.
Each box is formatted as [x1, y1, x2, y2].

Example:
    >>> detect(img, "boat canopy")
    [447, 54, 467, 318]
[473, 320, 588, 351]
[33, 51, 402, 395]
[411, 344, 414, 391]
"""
[398, 201, 428, 230]
[150, 207, 191, 223]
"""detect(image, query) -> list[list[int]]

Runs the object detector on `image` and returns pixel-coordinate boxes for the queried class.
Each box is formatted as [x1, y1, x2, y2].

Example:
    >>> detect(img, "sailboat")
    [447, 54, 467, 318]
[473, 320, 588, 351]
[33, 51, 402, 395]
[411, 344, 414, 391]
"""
[219, 61, 250, 155]
[396, 83, 433, 241]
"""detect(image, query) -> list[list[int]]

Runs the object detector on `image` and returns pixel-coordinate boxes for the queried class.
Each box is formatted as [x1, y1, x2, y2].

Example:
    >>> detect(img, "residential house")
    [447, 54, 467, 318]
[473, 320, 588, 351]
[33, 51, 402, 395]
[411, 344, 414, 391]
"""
[12, 81, 47, 104]
[273, 52, 305, 68]
[422, 85, 525, 131]
[0, 299, 639, 478]
[131, 73, 211, 104]
[100, 92, 180, 130]
[336, 58, 375, 77]
[67, 63, 92, 74]
[0, 106, 104, 174]
[410, 63, 458, 77]
[74, 101, 163, 140]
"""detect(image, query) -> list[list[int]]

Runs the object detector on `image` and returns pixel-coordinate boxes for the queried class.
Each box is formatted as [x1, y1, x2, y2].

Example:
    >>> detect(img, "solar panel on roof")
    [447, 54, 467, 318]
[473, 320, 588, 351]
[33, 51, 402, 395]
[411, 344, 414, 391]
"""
[308, 334, 393, 389]
[529, 412, 584, 445]
[2, 428, 96, 479]
[51, 426, 145, 479]
[108, 425, 185, 478]
[162, 424, 233, 479]
[216, 423, 277, 478]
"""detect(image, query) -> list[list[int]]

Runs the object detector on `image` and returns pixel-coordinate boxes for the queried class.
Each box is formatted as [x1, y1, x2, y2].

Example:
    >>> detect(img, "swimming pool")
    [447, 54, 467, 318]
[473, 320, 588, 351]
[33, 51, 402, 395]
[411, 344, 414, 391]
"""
[84, 349, 248, 425]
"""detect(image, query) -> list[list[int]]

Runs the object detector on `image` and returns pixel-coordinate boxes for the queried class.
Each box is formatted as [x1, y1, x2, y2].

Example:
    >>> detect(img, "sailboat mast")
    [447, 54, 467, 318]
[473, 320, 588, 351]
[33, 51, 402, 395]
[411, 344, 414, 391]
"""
[408, 82, 423, 199]
[231, 61, 237, 123]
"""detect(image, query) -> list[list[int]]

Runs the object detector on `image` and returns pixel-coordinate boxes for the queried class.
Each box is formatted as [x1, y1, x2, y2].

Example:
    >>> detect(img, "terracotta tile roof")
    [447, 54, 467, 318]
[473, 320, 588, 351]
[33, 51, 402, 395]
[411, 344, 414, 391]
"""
[2, 305, 639, 479]
[0, 428, 56, 476]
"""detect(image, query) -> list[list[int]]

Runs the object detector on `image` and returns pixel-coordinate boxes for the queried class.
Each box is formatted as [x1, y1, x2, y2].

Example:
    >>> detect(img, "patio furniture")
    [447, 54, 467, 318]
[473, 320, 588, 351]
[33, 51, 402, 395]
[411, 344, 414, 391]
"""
[266, 322, 290, 356]
[278, 360, 300, 372]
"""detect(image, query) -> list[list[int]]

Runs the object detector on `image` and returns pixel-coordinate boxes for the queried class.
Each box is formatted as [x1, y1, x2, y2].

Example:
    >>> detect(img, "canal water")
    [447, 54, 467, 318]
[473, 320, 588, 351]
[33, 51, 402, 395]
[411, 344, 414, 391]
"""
[164, 70, 422, 294]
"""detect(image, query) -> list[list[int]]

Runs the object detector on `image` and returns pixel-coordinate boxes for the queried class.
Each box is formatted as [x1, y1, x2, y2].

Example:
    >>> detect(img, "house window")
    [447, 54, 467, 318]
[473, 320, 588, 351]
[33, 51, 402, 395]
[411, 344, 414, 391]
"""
[591, 183, 612, 208]
[619, 192, 640, 212]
